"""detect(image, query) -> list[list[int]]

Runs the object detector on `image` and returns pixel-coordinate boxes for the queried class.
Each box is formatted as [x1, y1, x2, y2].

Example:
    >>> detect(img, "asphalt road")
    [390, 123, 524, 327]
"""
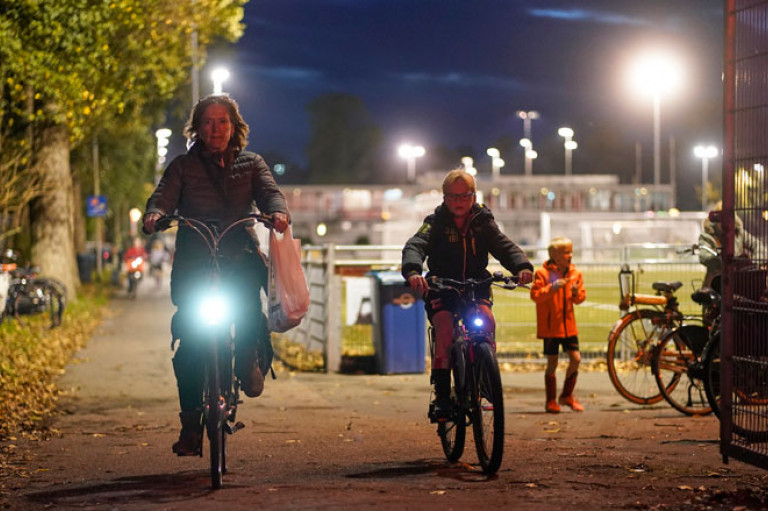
[2, 279, 767, 510]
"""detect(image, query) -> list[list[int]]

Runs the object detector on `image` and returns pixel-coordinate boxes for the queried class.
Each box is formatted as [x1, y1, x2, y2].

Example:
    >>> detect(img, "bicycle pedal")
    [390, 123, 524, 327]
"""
[225, 421, 245, 434]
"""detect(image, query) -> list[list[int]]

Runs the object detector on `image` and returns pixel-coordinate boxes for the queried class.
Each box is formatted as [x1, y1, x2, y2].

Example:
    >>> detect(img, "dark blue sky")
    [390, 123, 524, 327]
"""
[205, 1, 723, 178]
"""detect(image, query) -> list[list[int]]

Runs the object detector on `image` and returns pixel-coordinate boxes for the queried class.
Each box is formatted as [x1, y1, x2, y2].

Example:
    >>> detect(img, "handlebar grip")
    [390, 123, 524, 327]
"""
[155, 216, 174, 232]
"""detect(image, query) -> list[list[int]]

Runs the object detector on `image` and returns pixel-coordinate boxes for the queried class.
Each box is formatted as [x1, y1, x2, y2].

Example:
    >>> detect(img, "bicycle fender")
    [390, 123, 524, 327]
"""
[608, 318, 625, 339]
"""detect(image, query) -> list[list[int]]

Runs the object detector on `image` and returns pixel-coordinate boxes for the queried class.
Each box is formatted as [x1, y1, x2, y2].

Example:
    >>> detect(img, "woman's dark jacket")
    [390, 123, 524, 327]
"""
[145, 142, 288, 288]
[401, 203, 532, 281]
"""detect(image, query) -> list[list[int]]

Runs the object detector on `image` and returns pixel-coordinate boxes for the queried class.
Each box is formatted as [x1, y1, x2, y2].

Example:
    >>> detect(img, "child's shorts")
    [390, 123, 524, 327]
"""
[543, 336, 579, 356]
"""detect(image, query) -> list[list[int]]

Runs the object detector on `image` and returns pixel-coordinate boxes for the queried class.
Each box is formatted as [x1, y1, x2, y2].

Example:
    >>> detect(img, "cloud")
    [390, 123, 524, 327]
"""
[393, 71, 527, 91]
[528, 8, 652, 27]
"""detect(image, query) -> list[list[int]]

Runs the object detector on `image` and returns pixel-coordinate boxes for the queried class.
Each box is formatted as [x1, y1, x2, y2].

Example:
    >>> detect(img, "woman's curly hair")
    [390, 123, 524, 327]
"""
[184, 94, 249, 152]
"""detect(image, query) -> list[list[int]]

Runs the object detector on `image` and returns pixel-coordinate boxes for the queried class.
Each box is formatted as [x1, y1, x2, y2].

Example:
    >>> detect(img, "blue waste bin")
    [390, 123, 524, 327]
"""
[369, 271, 426, 374]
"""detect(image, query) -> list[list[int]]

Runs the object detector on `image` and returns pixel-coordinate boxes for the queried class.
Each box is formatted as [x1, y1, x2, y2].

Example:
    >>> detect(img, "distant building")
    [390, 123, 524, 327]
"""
[281, 172, 703, 250]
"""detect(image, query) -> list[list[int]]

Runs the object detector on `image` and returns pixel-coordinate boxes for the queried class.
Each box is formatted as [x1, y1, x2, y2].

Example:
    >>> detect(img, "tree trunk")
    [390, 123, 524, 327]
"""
[30, 123, 79, 294]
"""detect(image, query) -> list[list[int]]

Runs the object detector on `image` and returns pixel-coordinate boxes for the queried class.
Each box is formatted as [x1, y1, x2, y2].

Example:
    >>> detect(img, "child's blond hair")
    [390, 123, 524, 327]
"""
[547, 236, 573, 259]
[442, 168, 477, 193]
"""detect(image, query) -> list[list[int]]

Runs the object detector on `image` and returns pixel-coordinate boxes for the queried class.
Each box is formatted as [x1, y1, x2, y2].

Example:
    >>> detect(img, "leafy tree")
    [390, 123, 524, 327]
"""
[0, 0, 246, 291]
[305, 93, 382, 184]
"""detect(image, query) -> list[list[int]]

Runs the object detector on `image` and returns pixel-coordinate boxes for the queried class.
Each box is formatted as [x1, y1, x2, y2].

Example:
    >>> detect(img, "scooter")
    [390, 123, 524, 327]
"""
[126, 256, 145, 299]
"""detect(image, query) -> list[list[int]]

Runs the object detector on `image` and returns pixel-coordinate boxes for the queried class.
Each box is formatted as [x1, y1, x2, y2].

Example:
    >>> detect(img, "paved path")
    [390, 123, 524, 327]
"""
[2, 282, 767, 510]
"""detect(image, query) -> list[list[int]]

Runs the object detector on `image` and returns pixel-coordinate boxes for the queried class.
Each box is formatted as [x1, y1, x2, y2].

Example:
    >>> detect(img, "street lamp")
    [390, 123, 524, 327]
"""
[155, 128, 171, 183]
[516, 110, 539, 176]
[694, 145, 718, 210]
[129, 208, 142, 237]
[629, 52, 683, 186]
[398, 143, 425, 183]
[519, 138, 537, 175]
[461, 156, 477, 176]
[211, 67, 230, 94]
[557, 127, 578, 176]
[486, 147, 504, 180]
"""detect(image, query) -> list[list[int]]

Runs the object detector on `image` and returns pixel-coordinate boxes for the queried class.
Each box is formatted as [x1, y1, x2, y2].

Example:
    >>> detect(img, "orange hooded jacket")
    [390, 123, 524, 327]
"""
[530, 261, 586, 339]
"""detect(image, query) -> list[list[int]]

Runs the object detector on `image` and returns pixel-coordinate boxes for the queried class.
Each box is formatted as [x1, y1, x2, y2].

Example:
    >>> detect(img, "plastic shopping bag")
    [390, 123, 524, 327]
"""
[267, 227, 310, 332]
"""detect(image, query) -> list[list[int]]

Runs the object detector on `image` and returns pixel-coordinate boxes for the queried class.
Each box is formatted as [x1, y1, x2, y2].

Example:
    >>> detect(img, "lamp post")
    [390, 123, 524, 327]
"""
[519, 138, 537, 175]
[557, 127, 578, 176]
[461, 156, 477, 176]
[694, 145, 718, 210]
[155, 128, 171, 184]
[516, 110, 539, 176]
[398, 143, 425, 183]
[486, 148, 504, 180]
[211, 67, 230, 94]
[629, 53, 682, 186]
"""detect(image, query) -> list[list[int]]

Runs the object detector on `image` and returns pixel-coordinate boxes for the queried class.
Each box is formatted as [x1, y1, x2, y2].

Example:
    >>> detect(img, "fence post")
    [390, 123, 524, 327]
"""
[324, 243, 341, 373]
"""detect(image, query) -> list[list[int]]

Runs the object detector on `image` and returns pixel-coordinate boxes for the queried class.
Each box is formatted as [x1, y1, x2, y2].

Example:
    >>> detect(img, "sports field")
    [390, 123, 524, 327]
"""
[340, 261, 706, 358]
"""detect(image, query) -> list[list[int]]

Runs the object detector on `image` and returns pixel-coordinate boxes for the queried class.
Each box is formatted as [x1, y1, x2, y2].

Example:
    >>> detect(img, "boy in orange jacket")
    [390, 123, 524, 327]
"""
[530, 237, 586, 413]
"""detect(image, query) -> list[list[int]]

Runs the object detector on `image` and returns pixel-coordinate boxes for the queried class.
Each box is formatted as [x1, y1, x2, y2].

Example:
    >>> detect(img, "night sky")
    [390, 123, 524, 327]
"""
[201, 0, 723, 196]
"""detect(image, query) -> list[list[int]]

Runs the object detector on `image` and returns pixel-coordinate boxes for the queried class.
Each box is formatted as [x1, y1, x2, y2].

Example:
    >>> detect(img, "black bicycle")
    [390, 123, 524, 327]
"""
[156, 213, 274, 489]
[428, 272, 525, 475]
[1, 250, 66, 329]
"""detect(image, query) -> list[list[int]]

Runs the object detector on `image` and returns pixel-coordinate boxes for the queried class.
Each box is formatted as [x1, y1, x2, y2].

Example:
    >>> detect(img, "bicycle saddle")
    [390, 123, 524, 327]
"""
[652, 281, 683, 293]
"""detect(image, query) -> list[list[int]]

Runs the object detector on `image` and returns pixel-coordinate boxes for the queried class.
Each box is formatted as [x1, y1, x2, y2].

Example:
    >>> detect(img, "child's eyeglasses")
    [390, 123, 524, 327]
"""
[444, 192, 475, 201]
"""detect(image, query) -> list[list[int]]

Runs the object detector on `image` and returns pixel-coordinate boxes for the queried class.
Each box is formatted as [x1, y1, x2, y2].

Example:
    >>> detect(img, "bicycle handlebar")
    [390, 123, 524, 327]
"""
[428, 271, 528, 294]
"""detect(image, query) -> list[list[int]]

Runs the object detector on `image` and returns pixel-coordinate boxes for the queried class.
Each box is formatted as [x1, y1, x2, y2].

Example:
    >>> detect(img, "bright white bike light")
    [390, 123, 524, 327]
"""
[199, 294, 230, 325]
[473, 317, 484, 328]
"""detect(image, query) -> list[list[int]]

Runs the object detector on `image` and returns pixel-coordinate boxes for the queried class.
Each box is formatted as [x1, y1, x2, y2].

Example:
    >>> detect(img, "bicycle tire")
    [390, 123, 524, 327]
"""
[606, 309, 668, 404]
[703, 332, 721, 418]
[206, 349, 225, 489]
[42, 281, 65, 328]
[471, 342, 504, 475]
[439, 343, 466, 463]
[653, 327, 711, 416]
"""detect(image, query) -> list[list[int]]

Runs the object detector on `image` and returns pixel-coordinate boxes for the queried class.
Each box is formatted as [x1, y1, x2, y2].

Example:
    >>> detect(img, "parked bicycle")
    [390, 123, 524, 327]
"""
[703, 283, 768, 441]
[155, 212, 274, 489]
[0, 249, 66, 328]
[427, 272, 525, 475]
[606, 263, 691, 405]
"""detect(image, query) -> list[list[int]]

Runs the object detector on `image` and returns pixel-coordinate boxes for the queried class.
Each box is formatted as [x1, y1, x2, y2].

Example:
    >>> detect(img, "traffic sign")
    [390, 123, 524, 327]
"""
[86, 195, 107, 217]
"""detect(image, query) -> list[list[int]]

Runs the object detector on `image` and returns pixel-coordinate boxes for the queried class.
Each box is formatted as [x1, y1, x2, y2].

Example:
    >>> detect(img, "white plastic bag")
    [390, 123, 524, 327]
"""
[267, 227, 310, 332]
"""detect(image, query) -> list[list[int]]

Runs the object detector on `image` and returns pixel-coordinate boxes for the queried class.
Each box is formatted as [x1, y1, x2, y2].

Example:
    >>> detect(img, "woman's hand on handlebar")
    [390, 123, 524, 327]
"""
[407, 273, 429, 296]
[143, 212, 163, 234]
[271, 212, 289, 233]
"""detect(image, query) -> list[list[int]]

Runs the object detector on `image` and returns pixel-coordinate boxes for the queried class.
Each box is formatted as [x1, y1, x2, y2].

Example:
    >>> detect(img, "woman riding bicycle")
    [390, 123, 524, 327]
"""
[401, 169, 533, 420]
[142, 94, 290, 456]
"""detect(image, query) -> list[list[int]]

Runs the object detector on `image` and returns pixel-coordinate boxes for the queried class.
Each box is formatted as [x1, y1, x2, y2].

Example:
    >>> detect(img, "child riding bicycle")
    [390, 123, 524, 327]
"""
[401, 169, 533, 421]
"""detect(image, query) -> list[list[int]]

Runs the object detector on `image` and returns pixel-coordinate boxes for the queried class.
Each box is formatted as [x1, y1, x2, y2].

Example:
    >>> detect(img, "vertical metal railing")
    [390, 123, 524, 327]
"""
[721, 0, 768, 469]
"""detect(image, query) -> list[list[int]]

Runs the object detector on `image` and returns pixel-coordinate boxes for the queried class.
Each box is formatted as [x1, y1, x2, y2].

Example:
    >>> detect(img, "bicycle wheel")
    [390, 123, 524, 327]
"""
[471, 342, 504, 475]
[206, 349, 226, 489]
[606, 309, 668, 404]
[438, 344, 466, 463]
[703, 332, 721, 418]
[653, 327, 711, 416]
[42, 281, 65, 328]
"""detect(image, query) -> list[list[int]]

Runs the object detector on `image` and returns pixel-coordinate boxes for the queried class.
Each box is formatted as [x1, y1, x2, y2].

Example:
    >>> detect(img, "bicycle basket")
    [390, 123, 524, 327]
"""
[618, 264, 635, 310]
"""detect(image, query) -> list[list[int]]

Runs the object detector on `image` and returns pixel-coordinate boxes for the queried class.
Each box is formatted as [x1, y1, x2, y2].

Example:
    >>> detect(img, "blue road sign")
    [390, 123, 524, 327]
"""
[86, 195, 107, 217]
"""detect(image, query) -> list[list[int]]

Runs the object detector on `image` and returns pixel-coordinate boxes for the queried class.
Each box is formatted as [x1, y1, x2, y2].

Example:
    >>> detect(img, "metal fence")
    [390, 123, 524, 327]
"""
[721, 0, 768, 470]
[276, 243, 707, 372]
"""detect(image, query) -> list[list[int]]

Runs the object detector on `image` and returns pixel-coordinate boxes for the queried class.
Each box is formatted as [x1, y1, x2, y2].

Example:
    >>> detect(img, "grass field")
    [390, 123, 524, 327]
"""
[341, 262, 706, 358]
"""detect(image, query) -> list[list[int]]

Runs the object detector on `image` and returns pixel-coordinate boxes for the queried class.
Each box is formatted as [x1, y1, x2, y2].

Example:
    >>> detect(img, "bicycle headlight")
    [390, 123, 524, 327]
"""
[130, 257, 143, 269]
[472, 317, 484, 328]
[199, 294, 230, 325]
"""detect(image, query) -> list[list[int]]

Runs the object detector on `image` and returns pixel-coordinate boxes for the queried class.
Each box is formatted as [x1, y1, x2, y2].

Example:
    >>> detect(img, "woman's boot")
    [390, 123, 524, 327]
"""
[172, 409, 203, 456]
